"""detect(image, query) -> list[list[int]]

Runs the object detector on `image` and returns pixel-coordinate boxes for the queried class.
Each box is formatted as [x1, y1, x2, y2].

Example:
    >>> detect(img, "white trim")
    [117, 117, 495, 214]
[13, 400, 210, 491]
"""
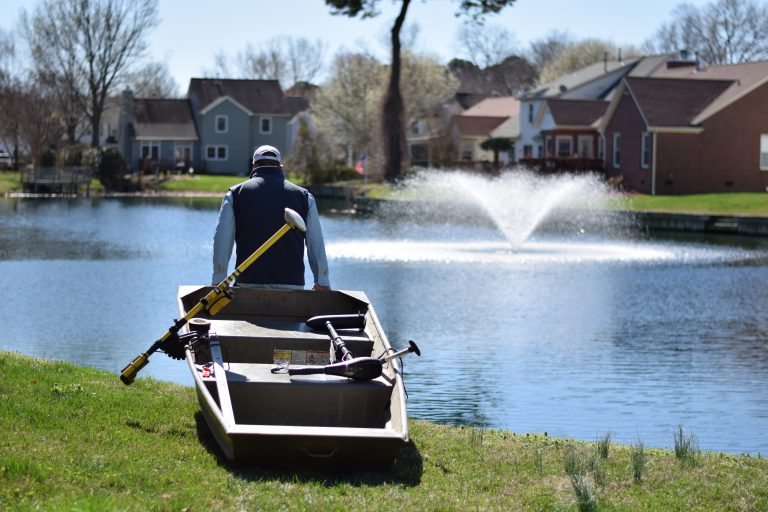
[260, 116, 273, 134]
[641, 132, 651, 169]
[135, 136, 198, 141]
[612, 132, 621, 168]
[140, 141, 160, 159]
[215, 114, 228, 133]
[760, 134, 768, 171]
[205, 144, 229, 161]
[648, 126, 704, 134]
[199, 95, 253, 116]
[652, 132, 658, 195]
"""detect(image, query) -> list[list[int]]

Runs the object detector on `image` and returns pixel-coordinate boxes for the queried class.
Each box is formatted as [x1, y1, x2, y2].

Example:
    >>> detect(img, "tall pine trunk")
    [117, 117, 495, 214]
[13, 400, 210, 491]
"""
[382, 0, 410, 183]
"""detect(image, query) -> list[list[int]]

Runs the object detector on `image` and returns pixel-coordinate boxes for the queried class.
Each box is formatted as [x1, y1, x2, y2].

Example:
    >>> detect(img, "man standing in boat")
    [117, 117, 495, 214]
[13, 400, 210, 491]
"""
[211, 145, 331, 291]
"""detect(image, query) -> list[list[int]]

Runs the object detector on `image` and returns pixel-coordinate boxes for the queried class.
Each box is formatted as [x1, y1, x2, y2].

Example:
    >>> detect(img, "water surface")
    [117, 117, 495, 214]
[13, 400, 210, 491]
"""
[1, 195, 767, 455]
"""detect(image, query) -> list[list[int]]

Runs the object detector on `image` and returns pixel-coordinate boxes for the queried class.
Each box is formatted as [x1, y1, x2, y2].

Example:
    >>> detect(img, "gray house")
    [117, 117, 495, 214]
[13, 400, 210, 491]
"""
[119, 78, 299, 175]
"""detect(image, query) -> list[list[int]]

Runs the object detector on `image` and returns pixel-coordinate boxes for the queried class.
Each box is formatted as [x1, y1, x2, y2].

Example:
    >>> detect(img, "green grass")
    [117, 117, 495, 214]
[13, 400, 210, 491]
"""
[0, 171, 20, 194]
[1, 351, 767, 511]
[152, 173, 248, 193]
[613, 192, 768, 216]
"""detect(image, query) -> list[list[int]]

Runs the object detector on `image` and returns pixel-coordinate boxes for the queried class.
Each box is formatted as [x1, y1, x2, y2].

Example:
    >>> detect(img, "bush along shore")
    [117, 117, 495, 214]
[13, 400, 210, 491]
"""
[1, 351, 766, 511]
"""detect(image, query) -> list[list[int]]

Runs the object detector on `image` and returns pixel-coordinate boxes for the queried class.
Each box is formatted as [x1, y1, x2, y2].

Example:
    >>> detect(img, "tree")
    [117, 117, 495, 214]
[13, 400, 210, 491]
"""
[209, 37, 327, 88]
[457, 23, 519, 68]
[0, 29, 28, 169]
[22, 0, 159, 147]
[124, 61, 180, 98]
[644, 0, 768, 65]
[539, 39, 642, 84]
[528, 30, 572, 72]
[326, 0, 516, 182]
[480, 137, 513, 170]
[312, 52, 386, 170]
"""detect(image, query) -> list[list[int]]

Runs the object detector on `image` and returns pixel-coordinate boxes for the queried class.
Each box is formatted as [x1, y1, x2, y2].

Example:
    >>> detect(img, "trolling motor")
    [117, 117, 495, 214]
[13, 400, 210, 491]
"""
[286, 314, 421, 381]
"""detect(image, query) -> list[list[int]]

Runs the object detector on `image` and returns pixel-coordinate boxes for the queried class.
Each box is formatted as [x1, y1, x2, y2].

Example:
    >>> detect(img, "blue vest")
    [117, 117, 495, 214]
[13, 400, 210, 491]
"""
[229, 167, 309, 285]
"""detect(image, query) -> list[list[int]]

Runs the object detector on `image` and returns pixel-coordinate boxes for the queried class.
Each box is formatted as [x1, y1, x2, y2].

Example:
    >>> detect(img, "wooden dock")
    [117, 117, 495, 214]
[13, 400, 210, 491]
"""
[21, 168, 93, 196]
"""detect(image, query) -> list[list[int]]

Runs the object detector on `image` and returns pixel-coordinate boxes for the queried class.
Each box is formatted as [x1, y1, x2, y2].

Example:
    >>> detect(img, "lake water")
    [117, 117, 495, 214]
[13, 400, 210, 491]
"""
[1, 192, 768, 455]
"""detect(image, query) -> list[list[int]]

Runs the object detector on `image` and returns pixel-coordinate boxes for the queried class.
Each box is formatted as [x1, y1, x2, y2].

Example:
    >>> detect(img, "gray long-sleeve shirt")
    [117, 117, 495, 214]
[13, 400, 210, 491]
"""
[211, 190, 330, 288]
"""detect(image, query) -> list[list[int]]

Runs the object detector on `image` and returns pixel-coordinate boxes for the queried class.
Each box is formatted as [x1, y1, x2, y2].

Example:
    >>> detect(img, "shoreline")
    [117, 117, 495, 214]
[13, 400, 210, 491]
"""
[4, 189, 768, 236]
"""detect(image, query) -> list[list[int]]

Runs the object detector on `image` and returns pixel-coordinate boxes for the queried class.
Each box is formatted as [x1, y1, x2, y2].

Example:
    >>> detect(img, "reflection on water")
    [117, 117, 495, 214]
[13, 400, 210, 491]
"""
[1, 196, 768, 455]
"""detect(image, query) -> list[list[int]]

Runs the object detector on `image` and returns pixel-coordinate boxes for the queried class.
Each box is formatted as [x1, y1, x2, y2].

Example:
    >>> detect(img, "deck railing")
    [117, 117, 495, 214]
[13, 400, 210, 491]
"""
[21, 167, 94, 196]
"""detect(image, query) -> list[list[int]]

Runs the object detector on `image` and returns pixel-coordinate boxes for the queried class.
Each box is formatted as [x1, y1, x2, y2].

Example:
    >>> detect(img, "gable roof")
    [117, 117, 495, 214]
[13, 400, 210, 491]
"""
[452, 115, 507, 137]
[625, 77, 734, 127]
[462, 96, 520, 117]
[188, 78, 288, 115]
[133, 98, 198, 140]
[652, 59, 768, 123]
[544, 99, 608, 127]
[524, 58, 640, 100]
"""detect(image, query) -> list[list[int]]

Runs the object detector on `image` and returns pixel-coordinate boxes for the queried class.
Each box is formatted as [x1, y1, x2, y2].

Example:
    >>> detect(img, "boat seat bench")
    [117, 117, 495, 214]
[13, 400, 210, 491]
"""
[206, 318, 375, 364]
[201, 363, 393, 429]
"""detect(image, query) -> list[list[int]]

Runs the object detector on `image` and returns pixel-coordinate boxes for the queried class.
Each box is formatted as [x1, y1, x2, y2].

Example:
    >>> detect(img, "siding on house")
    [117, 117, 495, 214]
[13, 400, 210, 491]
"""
[199, 100, 252, 174]
[603, 88, 654, 193]
[655, 82, 768, 193]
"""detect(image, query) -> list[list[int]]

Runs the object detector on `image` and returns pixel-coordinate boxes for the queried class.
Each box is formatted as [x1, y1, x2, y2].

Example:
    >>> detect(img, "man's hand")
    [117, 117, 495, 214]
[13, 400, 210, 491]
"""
[312, 284, 331, 291]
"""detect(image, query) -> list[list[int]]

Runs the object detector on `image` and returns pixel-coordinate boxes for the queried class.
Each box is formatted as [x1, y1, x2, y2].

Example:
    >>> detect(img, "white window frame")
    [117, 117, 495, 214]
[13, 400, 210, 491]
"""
[760, 134, 768, 171]
[555, 135, 572, 158]
[140, 141, 159, 160]
[260, 116, 273, 134]
[577, 135, 594, 158]
[612, 133, 621, 168]
[174, 142, 192, 164]
[215, 115, 228, 133]
[205, 145, 228, 161]
[641, 132, 651, 169]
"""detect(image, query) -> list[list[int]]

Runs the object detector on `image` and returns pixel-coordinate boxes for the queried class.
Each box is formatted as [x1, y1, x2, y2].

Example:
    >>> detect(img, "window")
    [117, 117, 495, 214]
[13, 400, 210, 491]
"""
[523, 145, 533, 158]
[556, 135, 572, 157]
[460, 145, 473, 161]
[528, 104, 534, 123]
[577, 135, 594, 158]
[174, 143, 192, 164]
[598, 136, 605, 160]
[612, 133, 621, 168]
[761, 134, 768, 171]
[141, 142, 159, 160]
[205, 145, 228, 161]
[641, 132, 651, 169]
[215, 115, 228, 133]
[545, 136, 553, 157]
[260, 117, 272, 134]
[537, 145, 543, 158]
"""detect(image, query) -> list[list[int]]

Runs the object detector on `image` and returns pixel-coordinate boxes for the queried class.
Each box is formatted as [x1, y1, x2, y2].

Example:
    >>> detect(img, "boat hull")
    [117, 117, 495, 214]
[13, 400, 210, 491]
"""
[179, 286, 409, 468]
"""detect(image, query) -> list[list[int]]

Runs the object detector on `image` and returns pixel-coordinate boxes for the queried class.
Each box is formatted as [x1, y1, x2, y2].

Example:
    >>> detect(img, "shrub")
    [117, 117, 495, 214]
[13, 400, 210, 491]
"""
[58, 144, 88, 167]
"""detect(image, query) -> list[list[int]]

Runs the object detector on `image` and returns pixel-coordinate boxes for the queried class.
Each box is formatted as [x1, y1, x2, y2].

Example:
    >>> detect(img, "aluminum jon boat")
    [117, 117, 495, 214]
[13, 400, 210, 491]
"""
[178, 285, 410, 468]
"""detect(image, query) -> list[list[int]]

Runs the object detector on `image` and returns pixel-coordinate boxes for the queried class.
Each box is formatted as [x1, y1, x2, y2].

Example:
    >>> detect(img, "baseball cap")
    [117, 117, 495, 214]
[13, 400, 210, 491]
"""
[252, 145, 281, 163]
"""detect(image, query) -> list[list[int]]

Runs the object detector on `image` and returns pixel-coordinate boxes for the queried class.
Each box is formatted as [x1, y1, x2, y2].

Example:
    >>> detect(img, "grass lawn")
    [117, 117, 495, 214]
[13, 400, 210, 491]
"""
[0, 171, 20, 194]
[614, 192, 768, 217]
[1, 351, 766, 511]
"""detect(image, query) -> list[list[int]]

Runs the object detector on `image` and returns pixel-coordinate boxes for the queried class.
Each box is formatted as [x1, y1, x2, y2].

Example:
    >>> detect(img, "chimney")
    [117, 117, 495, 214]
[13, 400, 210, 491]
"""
[604, 51, 608, 72]
[694, 51, 700, 72]
[618, 48, 623, 64]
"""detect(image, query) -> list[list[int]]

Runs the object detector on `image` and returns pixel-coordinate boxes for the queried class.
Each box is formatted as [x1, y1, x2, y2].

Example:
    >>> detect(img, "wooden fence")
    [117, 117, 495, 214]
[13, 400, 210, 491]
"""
[21, 167, 94, 196]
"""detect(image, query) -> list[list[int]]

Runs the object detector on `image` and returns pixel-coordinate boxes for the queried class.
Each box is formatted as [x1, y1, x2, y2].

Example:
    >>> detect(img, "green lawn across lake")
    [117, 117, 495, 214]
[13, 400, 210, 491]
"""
[1, 351, 766, 511]
[3, 170, 768, 217]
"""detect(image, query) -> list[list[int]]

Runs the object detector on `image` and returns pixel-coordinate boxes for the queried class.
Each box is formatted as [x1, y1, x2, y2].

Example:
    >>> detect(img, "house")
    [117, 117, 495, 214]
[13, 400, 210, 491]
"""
[600, 60, 768, 194]
[449, 96, 520, 168]
[516, 55, 672, 162]
[119, 79, 298, 174]
[118, 92, 198, 172]
[521, 98, 608, 173]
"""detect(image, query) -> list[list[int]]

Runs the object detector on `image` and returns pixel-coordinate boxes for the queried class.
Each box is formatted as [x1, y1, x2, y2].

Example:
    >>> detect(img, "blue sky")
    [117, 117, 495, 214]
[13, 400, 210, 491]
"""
[2, 0, 714, 88]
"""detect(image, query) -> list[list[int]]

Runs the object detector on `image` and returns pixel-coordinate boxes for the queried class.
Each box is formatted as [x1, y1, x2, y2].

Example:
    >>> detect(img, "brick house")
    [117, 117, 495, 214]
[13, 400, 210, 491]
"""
[600, 60, 768, 194]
